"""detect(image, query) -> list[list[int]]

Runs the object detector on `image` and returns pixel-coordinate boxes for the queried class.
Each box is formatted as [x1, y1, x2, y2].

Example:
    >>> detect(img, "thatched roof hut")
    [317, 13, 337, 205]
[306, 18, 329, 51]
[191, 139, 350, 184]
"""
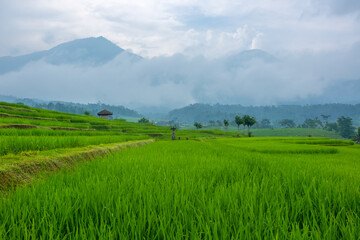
[97, 109, 113, 119]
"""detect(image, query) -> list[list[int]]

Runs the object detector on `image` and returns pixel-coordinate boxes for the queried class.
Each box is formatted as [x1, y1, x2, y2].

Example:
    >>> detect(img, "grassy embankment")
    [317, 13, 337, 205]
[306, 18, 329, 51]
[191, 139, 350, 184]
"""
[1, 137, 359, 239]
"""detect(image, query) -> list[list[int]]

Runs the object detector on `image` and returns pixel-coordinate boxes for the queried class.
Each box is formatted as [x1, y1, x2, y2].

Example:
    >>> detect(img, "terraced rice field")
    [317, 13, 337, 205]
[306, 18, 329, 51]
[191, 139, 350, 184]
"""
[1, 136, 360, 239]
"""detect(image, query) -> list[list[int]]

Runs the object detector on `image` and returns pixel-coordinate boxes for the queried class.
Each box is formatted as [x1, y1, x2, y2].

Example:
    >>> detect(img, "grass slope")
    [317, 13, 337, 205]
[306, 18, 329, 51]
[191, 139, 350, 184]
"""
[0, 139, 154, 190]
[0, 101, 240, 189]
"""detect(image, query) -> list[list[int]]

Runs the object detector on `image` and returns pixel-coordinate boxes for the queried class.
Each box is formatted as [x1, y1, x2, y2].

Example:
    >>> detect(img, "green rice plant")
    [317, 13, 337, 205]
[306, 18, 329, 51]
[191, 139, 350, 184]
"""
[0, 102, 32, 109]
[1, 139, 360, 239]
[0, 135, 149, 156]
[216, 137, 340, 154]
[286, 139, 354, 146]
[0, 128, 120, 136]
[0, 117, 91, 129]
[200, 126, 344, 139]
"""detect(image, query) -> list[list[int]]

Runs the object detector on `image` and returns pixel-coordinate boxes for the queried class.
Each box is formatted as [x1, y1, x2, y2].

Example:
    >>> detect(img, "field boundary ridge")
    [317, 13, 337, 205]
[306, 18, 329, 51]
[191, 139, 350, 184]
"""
[0, 139, 154, 190]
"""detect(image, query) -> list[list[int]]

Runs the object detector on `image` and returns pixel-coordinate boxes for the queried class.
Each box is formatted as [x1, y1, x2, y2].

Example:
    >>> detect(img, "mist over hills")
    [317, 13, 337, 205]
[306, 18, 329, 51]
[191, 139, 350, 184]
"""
[0, 36, 140, 75]
[1, 94, 359, 129]
[224, 49, 278, 69]
[0, 36, 359, 109]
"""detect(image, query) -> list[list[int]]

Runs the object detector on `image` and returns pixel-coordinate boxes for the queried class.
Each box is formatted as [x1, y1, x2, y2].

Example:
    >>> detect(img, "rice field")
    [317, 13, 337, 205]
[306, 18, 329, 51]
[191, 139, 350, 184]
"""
[1, 101, 359, 239]
[0, 135, 149, 156]
[198, 126, 344, 139]
[1, 138, 360, 239]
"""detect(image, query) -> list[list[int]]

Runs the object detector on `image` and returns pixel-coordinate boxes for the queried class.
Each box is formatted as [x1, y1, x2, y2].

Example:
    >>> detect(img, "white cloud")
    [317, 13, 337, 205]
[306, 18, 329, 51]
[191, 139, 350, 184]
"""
[0, 0, 359, 57]
[1, 0, 360, 108]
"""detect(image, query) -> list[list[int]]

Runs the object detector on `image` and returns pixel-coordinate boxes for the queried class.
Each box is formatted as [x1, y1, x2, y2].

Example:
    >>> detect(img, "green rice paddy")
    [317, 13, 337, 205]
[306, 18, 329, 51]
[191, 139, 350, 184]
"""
[1, 139, 360, 239]
[0, 101, 359, 239]
[0, 135, 149, 156]
[197, 126, 344, 139]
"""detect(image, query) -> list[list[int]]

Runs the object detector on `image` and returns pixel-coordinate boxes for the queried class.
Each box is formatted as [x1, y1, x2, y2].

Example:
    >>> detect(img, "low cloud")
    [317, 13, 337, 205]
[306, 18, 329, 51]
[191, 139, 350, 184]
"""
[0, 44, 359, 108]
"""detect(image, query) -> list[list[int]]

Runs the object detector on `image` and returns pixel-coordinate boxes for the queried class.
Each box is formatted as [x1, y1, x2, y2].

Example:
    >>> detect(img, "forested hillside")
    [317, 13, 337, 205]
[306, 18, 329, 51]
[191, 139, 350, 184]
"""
[169, 103, 360, 126]
[34, 102, 142, 119]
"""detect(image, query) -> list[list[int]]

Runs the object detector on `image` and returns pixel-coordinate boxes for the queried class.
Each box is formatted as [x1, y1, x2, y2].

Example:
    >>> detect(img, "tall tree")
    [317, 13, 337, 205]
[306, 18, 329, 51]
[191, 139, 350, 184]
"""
[243, 115, 256, 137]
[320, 114, 331, 127]
[260, 119, 271, 128]
[138, 117, 150, 123]
[223, 119, 229, 129]
[194, 122, 202, 129]
[324, 122, 338, 132]
[234, 115, 244, 132]
[352, 127, 360, 144]
[279, 119, 296, 128]
[337, 116, 355, 138]
[302, 118, 322, 129]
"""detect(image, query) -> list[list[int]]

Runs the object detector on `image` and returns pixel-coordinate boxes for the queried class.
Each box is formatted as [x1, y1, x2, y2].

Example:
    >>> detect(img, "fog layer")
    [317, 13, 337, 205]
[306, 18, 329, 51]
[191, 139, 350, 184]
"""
[0, 44, 359, 109]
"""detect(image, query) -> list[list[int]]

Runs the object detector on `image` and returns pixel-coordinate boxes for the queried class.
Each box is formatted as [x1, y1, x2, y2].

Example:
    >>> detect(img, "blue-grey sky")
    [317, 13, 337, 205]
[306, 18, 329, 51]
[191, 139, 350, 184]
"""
[1, 0, 359, 58]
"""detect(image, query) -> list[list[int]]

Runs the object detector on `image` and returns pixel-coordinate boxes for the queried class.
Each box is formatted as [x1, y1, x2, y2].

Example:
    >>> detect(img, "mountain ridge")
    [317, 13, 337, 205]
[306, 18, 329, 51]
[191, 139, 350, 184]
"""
[168, 103, 360, 125]
[0, 36, 141, 74]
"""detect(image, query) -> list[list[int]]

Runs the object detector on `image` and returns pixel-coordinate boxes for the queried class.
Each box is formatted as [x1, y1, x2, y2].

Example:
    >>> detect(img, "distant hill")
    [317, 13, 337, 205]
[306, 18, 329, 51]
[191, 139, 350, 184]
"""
[0, 95, 142, 119]
[0, 36, 141, 74]
[168, 103, 360, 126]
[224, 49, 277, 69]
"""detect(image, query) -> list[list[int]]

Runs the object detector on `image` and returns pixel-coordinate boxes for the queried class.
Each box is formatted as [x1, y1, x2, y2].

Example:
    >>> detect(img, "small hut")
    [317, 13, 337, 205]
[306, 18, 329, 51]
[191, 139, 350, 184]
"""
[97, 109, 113, 120]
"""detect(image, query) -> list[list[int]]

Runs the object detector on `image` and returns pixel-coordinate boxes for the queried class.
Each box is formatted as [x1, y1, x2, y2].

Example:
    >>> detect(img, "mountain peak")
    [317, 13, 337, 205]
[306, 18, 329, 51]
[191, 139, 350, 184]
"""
[229, 49, 277, 62]
[0, 37, 139, 74]
[46, 36, 124, 65]
[224, 49, 278, 69]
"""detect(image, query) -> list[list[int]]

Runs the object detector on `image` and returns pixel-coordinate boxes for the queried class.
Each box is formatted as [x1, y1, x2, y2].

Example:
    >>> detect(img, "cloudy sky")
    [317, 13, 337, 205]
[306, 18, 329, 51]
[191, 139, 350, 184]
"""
[0, 0, 360, 109]
[1, 0, 359, 58]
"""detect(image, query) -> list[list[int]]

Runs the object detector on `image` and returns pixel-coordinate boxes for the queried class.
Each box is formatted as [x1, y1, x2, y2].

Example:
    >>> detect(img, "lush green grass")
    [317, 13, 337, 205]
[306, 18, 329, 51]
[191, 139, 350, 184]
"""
[0, 135, 149, 156]
[1, 101, 359, 238]
[0, 102, 240, 142]
[0, 116, 92, 129]
[1, 138, 360, 239]
[0, 101, 239, 174]
[250, 128, 343, 138]
[0, 102, 162, 132]
[184, 126, 343, 138]
[0, 128, 120, 136]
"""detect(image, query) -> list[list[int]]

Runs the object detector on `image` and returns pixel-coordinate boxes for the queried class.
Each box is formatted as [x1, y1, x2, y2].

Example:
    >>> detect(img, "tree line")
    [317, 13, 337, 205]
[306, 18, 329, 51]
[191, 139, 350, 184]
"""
[195, 115, 257, 137]
[169, 103, 360, 126]
[196, 114, 358, 139]
[277, 116, 356, 139]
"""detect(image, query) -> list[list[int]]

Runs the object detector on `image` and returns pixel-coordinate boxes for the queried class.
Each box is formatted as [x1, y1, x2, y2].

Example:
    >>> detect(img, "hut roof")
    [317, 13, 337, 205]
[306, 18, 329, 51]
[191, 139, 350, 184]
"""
[97, 109, 113, 116]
